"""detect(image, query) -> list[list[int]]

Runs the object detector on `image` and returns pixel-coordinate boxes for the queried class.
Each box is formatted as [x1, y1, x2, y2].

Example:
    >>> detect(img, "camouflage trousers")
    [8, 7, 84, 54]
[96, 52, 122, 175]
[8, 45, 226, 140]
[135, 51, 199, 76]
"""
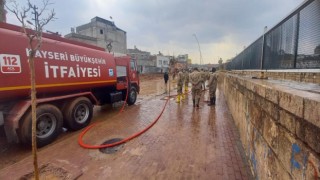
[192, 86, 202, 105]
[209, 86, 217, 98]
[177, 82, 183, 94]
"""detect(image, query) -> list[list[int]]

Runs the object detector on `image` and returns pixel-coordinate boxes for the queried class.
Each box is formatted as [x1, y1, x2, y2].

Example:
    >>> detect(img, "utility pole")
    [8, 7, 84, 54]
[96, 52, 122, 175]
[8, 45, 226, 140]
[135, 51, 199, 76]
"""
[193, 34, 202, 65]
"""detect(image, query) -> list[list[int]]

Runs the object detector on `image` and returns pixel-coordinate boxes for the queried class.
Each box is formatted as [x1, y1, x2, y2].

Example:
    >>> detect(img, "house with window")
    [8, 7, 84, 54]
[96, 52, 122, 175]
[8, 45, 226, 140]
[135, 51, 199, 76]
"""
[155, 53, 170, 73]
[65, 16, 127, 55]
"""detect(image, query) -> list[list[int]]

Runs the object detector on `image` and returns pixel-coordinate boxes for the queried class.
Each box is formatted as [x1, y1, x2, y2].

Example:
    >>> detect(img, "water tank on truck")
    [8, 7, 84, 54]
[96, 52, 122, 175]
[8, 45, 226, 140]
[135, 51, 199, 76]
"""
[0, 22, 140, 147]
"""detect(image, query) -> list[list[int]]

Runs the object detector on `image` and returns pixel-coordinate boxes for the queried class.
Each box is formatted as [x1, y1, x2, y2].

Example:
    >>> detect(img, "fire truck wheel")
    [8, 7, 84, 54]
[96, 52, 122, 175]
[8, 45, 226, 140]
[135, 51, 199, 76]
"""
[63, 97, 93, 131]
[18, 104, 63, 147]
[127, 86, 137, 105]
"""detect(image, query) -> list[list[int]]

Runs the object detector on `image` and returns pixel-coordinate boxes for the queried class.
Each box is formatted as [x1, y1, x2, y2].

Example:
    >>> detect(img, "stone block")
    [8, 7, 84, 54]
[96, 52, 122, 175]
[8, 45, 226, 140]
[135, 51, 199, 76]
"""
[262, 114, 279, 155]
[241, 104, 250, 152]
[260, 100, 279, 121]
[243, 88, 255, 101]
[252, 129, 266, 178]
[304, 153, 320, 180]
[244, 117, 253, 157]
[296, 119, 320, 154]
[278, 127, 310, 179]
[245, 80, 253, 92]
[248, 101, 263, 134]
[279, 110, 296, 135]
[253, 93, 264, 107]
[265, 87, 279, 104]
[250, 82, 266, 98]
[237, 83, 245, 95]
[260, 145, 291, 180]
[304, 97, 320, 128]
[279, 91, 303, 118]
[238, 78, 245, 87]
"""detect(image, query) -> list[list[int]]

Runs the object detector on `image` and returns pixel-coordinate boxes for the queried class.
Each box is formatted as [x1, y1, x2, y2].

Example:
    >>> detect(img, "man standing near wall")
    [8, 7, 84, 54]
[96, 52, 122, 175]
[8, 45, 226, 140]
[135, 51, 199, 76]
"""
[189, 67, 202, 108]
[207, 67, 218, 106]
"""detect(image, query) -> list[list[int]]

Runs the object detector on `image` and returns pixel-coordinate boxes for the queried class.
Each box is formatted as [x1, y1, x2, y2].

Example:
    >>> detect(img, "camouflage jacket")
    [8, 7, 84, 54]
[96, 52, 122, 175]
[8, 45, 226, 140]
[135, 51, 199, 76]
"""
[189, 71, 202, 89]
[207, 72, 218, 89]
[176, 71, 184, 85]
[184, 71, 189, 84]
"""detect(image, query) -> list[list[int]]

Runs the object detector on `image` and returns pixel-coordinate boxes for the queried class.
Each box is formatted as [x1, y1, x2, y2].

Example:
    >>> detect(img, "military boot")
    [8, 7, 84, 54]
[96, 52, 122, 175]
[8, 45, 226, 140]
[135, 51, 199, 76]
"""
[176, 94, 181, 103]
[193, 99, 195, 107]
[208, 98, 213, 106]
[213, 97, 216, 105]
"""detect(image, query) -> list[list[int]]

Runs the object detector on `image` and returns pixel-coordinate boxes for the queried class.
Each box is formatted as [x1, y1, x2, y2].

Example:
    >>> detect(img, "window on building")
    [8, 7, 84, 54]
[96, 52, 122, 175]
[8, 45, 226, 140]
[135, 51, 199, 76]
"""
[158, 60, 162, 65]
[100, 29, 104, 34]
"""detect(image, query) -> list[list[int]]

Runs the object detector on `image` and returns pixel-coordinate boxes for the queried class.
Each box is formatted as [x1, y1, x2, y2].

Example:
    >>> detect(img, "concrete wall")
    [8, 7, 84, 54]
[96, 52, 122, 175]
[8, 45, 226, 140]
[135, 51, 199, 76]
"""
[220, 72, 320, 179]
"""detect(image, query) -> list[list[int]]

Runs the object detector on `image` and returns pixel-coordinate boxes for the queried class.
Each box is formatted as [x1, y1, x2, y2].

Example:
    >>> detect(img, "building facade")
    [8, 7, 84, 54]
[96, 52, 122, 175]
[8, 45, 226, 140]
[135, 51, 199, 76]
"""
[174, 54, 189, 70]
[65, 17, 127, 55]
[155, 54, 170, 73]
[127, 46, 154, 73]
[176, 54, 188, 62]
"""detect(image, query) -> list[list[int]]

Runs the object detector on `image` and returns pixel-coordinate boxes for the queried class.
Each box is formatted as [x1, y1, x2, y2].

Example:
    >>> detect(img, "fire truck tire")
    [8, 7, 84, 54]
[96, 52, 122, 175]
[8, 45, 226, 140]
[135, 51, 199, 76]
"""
[127, 86, 137, 105]
[18, 104, 63, 147]
[63, 97, 93, 131]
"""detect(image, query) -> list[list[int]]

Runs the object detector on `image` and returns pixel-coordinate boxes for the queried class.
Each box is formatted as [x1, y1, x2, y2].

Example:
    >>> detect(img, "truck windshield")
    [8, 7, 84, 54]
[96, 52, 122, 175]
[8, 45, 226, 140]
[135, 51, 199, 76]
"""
[130, 60, 136, 71]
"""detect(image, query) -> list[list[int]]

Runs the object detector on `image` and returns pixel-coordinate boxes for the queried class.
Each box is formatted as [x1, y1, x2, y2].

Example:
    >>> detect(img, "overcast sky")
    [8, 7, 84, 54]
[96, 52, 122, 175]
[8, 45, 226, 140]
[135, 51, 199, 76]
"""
[6, 0, 304, 64]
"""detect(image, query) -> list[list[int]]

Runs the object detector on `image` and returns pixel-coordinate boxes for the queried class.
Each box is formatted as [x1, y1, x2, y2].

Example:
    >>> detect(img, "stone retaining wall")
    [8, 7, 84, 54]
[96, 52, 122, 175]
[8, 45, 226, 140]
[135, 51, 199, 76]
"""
[229, 70, 320, 84]
[220, 72, 320, 179]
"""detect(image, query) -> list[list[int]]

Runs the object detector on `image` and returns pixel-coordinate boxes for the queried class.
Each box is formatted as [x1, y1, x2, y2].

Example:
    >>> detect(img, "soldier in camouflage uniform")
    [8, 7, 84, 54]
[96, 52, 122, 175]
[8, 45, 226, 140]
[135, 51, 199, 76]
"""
[189, 67, 203, 108]
[200, 69, 208, 90]
[184, 69, 189, 93]
[176, 69, 185, 103]
[206, 67, 218, 106]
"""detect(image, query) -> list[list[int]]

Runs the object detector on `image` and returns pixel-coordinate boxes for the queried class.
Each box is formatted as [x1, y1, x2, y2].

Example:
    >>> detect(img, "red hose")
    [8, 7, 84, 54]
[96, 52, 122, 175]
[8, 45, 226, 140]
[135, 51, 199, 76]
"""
[78, 98, 169, 149]
[78, 79, 188, 149]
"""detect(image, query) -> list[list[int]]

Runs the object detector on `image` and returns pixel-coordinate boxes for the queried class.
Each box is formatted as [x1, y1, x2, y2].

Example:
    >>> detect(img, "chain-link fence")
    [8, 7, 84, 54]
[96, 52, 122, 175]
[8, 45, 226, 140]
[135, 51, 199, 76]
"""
[226, 0, 320, 70]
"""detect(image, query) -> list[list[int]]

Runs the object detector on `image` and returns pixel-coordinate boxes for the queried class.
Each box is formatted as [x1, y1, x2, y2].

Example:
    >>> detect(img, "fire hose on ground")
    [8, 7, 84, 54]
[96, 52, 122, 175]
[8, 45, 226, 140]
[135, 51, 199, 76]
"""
[78, 77, 190, 149]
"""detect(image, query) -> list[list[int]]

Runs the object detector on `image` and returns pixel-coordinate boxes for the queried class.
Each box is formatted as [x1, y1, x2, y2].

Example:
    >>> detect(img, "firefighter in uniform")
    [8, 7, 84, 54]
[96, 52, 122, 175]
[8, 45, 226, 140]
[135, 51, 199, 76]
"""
[176, 69, 185, 103]
[184, 69, 189, 93]
[207, 67, 218, 106]
[189, 67, 203, 108]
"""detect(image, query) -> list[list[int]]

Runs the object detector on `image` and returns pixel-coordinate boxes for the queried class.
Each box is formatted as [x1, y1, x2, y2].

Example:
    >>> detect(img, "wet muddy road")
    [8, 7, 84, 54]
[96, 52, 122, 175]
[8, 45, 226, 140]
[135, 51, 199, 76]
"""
[0, 74, 166, 170]
[0, 73, 252, 179]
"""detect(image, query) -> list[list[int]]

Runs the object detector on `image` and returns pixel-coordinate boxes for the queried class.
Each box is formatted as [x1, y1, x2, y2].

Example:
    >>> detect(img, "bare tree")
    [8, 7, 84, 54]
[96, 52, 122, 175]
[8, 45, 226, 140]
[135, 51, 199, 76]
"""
[6, 0, 55, 179]
[169, 57, 177, 80]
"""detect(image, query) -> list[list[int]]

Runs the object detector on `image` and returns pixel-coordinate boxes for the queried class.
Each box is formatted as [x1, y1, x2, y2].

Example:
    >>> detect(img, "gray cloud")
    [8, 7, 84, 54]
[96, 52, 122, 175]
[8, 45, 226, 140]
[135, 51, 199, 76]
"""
[6, 0, 303, 63]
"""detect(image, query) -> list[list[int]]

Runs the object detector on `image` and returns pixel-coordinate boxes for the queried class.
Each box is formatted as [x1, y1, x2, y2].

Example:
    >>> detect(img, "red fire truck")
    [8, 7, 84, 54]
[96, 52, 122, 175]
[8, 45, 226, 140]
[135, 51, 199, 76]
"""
[0, 22, 140, 147]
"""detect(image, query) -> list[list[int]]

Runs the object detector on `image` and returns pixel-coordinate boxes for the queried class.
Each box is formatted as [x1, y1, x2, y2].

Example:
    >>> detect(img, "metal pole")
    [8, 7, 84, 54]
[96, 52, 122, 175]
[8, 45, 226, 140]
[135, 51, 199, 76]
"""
[293, 12, 300, 69]
[193, 34, 202, 65]
[259, 26, 268, 78]
[260, 26, 268, 70]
